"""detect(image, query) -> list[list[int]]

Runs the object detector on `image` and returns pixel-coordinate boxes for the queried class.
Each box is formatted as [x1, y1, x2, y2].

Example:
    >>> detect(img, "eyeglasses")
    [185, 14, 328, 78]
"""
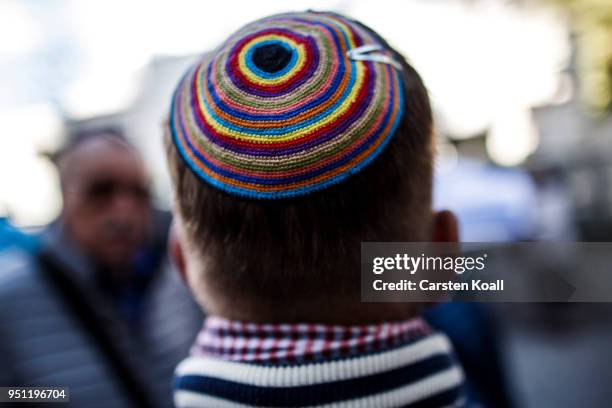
[82, 179, 151, 203]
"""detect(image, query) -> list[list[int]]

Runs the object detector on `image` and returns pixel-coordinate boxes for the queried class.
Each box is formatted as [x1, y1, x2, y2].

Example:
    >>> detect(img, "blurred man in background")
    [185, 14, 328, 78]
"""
[0, 128, 202, 408]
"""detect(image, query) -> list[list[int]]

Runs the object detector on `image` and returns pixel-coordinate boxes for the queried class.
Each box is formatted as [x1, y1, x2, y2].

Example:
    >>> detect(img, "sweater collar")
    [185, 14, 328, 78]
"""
[175, 317, 465, 407]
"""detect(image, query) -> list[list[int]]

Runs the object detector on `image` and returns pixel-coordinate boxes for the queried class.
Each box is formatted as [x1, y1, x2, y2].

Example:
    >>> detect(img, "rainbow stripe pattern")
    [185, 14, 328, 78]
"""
[170, 11, 404, 199]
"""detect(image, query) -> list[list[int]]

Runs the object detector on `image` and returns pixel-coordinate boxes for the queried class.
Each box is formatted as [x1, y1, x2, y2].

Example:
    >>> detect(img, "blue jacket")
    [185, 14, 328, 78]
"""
[0, 223, 203, 407]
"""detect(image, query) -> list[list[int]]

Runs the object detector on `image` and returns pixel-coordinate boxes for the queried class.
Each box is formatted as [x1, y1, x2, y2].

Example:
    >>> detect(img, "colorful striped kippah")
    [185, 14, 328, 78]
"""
[169, 11, 405, 199]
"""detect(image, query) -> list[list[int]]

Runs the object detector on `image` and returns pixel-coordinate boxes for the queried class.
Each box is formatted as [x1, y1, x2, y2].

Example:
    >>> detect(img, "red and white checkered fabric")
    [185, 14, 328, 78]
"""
[191, 316, 433, 364]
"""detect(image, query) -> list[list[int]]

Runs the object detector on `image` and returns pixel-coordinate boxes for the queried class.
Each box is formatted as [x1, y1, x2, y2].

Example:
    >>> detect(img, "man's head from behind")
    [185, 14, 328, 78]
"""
[165, 11, 457, 321]
[55, 128, 152, 268]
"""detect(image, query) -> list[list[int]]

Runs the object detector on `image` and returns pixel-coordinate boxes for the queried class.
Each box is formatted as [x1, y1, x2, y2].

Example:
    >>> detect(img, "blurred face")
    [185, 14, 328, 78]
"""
[60, 137, 151, 268]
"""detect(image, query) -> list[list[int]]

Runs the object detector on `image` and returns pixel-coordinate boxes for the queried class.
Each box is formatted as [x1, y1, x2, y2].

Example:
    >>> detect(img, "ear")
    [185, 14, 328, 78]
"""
[431, 210, 459, 242]
[168, 220, 189, 287]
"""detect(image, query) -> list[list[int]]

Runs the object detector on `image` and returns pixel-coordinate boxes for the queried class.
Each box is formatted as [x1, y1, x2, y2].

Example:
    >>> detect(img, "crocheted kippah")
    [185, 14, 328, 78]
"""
[169, 11, 404, 199]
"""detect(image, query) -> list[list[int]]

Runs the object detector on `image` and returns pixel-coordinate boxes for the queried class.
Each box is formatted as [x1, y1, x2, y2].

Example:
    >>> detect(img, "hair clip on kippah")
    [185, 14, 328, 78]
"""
[347, 44, 402, 70]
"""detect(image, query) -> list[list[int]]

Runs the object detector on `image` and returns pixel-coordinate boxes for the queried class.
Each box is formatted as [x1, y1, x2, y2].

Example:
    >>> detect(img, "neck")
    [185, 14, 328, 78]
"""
[202, 294, 424, 324]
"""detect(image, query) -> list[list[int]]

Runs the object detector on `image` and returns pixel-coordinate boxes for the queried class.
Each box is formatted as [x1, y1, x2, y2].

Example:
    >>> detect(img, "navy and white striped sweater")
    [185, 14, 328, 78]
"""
[174, 316, 465, 407]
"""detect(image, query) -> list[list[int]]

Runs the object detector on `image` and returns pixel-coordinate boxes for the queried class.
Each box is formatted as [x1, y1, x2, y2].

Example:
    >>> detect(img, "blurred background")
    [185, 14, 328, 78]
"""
[0, 0, 611, 407]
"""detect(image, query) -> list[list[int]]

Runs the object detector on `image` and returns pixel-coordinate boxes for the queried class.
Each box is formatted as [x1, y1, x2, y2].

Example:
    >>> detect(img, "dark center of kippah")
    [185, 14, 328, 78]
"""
[252, 43, 293, 73]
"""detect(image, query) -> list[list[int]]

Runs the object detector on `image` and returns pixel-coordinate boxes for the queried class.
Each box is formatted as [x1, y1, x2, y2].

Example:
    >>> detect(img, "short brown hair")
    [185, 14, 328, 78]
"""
[165, 19, 433, 319]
